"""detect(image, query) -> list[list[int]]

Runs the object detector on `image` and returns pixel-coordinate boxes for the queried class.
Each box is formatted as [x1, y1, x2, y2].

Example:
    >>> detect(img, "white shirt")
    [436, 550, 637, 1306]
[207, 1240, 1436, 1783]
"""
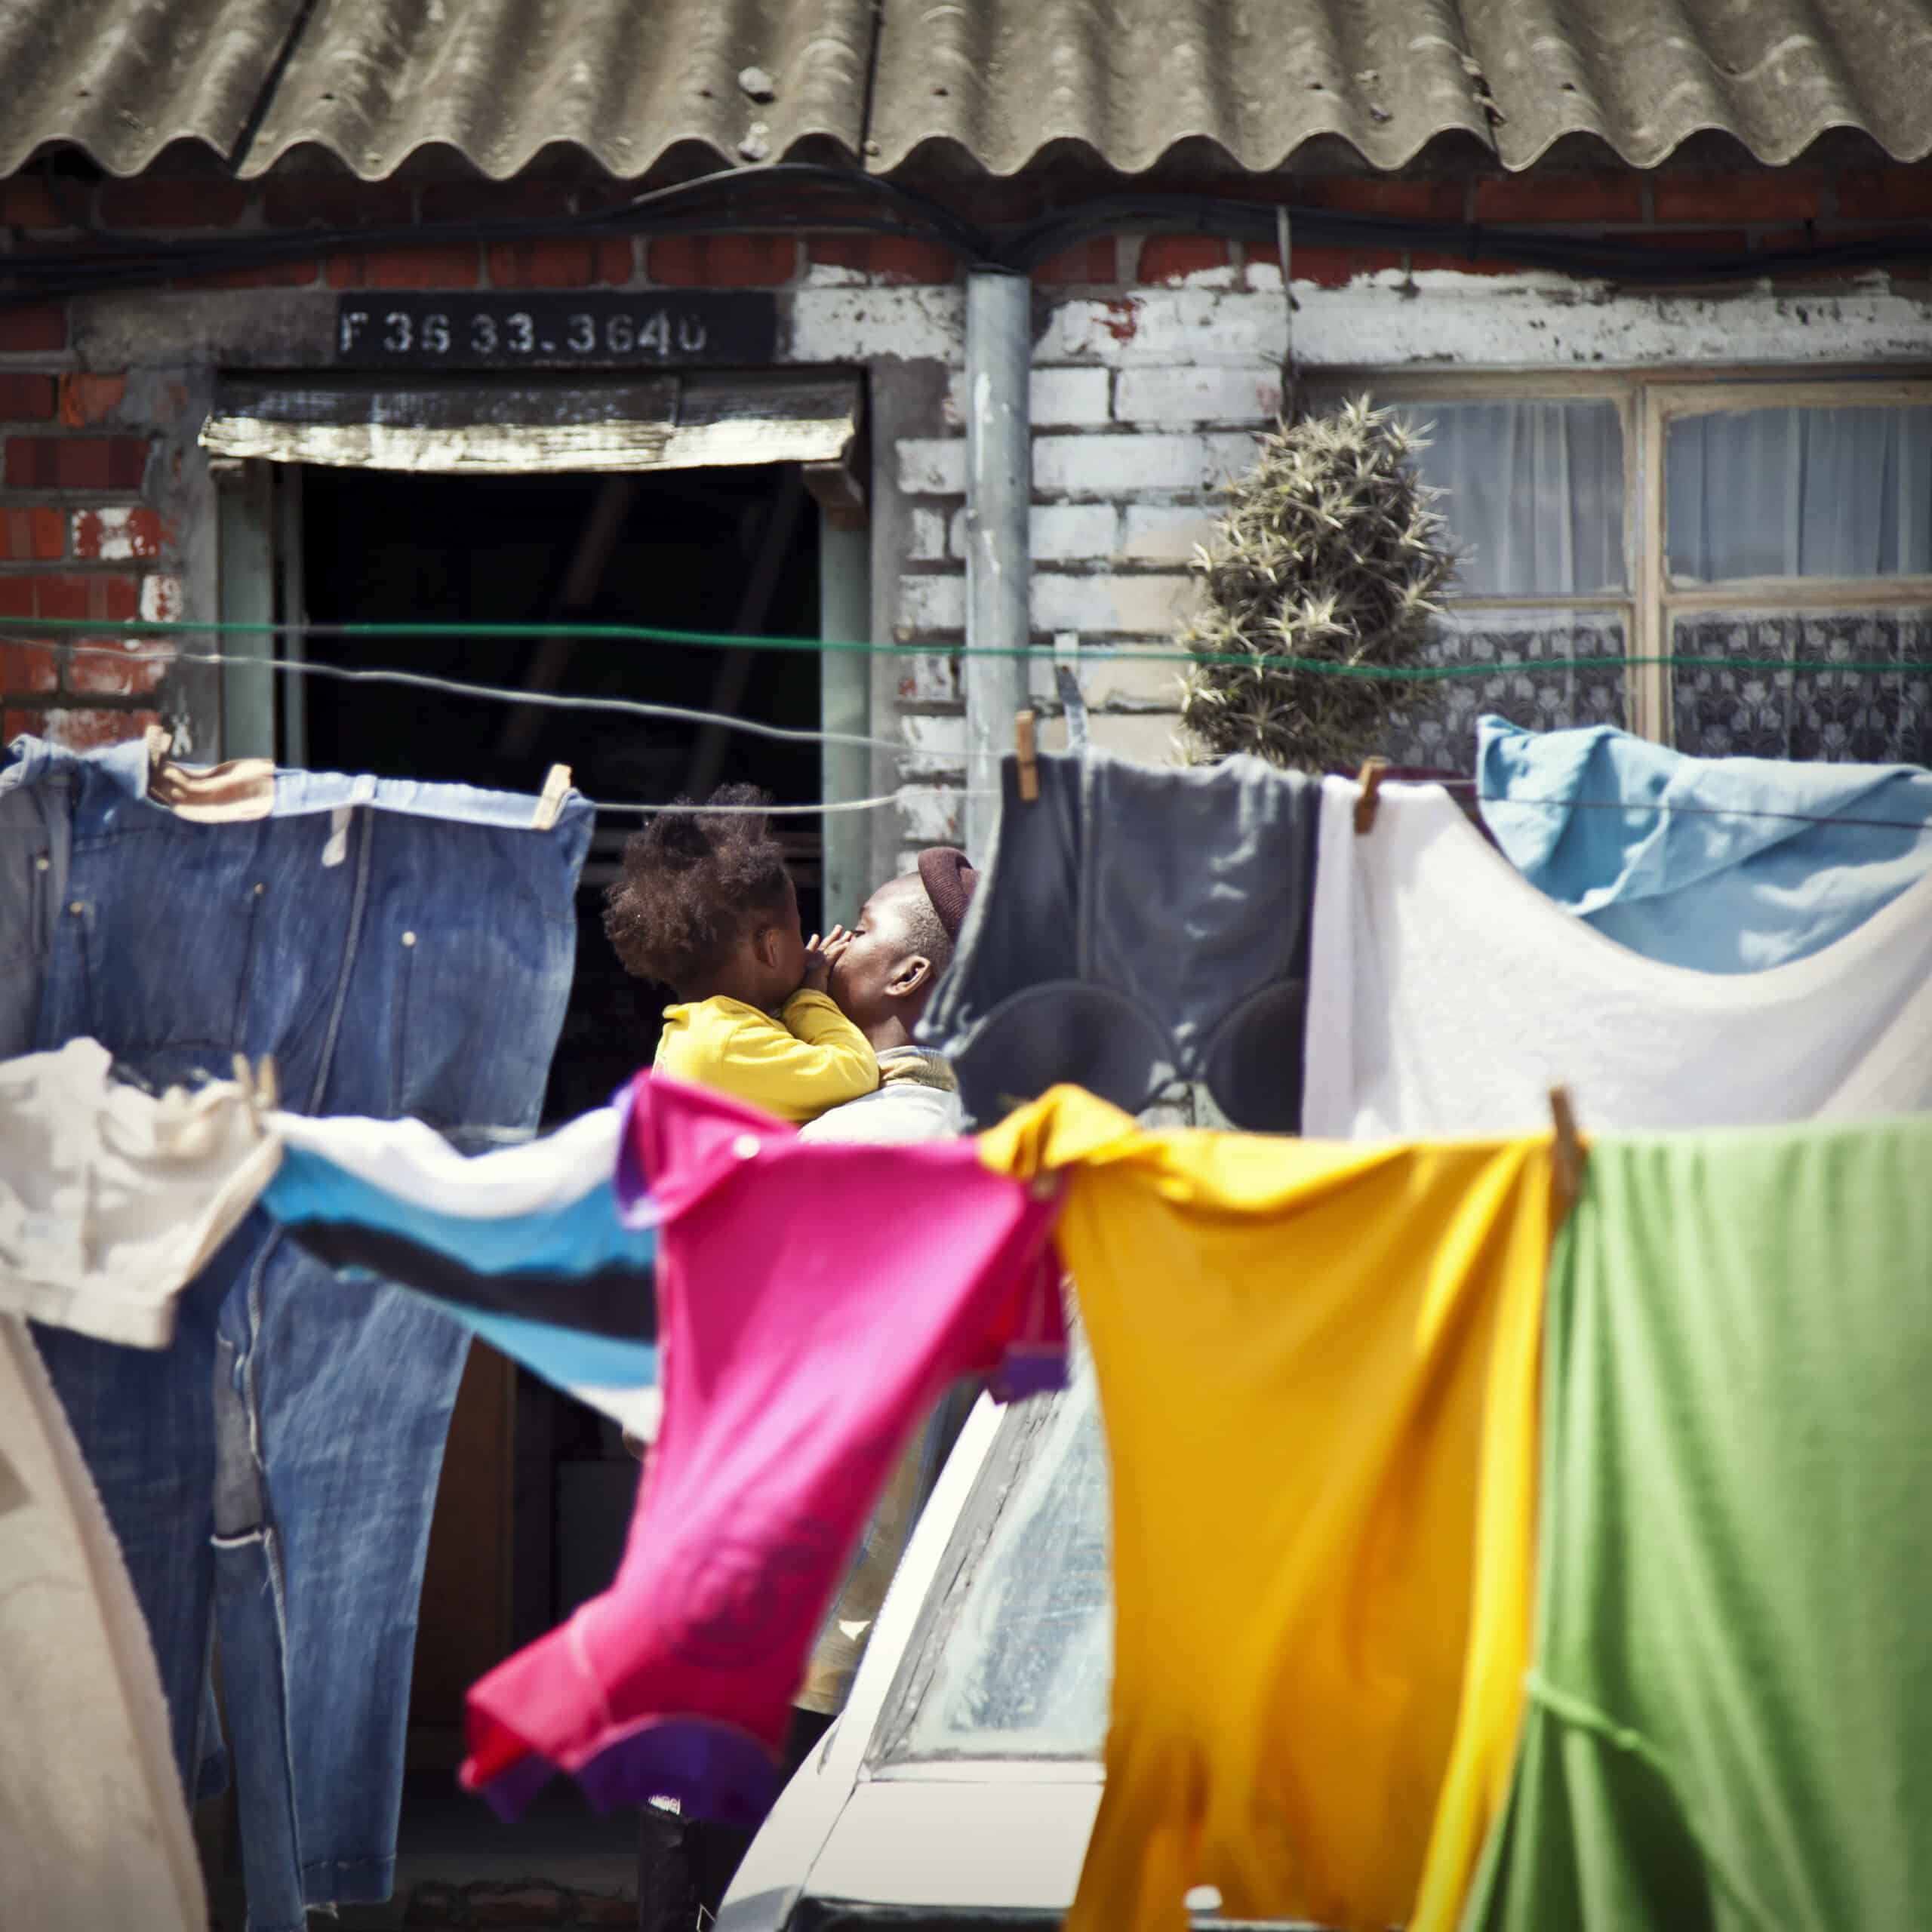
[797, 1047, 964, 1146]
[0, 1038, 279, 1348]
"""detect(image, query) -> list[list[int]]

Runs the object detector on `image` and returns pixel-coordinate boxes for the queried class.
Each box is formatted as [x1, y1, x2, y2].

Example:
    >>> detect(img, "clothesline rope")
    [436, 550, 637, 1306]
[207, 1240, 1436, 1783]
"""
[13, 615, 1932, 683]
[23, 639, 998, 817]
[1456, 789, 1932, 835]
[15, 639, 1930, 831]
[596, 792, 998, 817]
[38, 637, 949, 764]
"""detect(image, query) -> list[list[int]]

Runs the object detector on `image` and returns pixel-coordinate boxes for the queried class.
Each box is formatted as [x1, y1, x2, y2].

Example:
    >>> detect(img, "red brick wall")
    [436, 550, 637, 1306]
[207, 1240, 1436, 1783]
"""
[0, 334, 173, 746]
[8, 156, 1924, 298]
[3, 158, 1929, 749]
[0, 175, 979, 746]
[1126, 165, 1932, 287]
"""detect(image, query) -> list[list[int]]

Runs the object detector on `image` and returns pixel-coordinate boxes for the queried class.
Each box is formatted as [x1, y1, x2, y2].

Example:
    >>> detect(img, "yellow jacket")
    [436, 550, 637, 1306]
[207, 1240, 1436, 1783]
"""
[654, 991, 878, 1123]
[980, 1087, 1554, 1932]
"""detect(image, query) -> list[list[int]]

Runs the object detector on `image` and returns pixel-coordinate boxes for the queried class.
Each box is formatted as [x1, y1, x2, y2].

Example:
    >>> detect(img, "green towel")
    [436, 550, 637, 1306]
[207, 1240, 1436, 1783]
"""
[1465, 1115, 1932, 1932]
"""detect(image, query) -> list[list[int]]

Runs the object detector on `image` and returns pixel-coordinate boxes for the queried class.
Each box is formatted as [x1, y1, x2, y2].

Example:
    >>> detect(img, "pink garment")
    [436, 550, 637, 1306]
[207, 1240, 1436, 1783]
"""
[461, 1072, 1066, 1823]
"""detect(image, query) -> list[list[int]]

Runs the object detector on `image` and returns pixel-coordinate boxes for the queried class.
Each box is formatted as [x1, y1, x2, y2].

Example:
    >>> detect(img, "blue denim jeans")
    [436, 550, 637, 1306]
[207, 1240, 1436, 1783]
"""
[0, 734, 149, 1060]
[31, 752, 592, 1932]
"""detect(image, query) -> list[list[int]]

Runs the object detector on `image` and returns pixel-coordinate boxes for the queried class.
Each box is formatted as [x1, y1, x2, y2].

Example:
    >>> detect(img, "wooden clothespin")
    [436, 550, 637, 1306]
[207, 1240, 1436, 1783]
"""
[532, 763, 571, 831]
[143, 722, 174, 802]
[232, 1054, 261, 1134]
[231, 1053, 279, 1133]
[1014, 712, 1040, 802]
[1549, 1084, 1584, 1218]
[1353, 756, 1389, 834]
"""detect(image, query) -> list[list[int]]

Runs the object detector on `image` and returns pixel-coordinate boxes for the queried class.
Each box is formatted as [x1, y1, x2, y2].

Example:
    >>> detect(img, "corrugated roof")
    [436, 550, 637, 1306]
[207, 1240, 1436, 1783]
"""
[868, 0, 1932, 173]
[2, 0, 1929, 181]
[238, 0, 875, 180]
[869, 0, 1496, 176]
[1467, 0, 1932, 170]
[0, 0, 306, 178]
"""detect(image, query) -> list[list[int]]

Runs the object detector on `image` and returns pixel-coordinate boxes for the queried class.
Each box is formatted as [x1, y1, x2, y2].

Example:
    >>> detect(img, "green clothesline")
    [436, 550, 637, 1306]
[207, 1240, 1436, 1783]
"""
[9, 615, 1930, 683]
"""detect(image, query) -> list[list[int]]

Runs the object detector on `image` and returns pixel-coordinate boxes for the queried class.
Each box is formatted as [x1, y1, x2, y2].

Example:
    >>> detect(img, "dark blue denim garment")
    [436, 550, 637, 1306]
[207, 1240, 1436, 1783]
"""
[0, 734, 149, 1060]
[31, 751, 591, 1932]
[919, 747, 1319, 1133]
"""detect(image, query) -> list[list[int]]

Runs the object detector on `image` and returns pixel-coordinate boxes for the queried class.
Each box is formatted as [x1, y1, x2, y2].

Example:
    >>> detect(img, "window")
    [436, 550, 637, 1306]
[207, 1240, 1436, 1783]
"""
[1657, 385, 1932, 763]
[875, 1358, 1112, 1766]
[1323, 375, 1932, 770]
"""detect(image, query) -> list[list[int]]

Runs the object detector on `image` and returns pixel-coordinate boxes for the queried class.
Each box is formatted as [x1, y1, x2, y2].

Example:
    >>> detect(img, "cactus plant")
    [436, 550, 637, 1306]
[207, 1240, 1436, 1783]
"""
[1179, 397, 1456, 771]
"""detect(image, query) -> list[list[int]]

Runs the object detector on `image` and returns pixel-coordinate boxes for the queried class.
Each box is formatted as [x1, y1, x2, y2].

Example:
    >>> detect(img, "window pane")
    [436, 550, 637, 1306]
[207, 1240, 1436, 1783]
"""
[1665, 406, 1932, 583]
[891, 1361, 1112, 1762]
[1376, 610, 1628, 773]
[1672, 609, 1932, 762]
[1389, 400, 1625, 595]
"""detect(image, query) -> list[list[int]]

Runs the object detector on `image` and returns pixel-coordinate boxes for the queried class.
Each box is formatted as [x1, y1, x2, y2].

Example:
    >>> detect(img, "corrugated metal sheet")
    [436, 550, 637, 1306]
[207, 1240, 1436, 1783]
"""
[869, 0, 1493, 176]
[238, 0, 873, 179]
[867, 0, 1932, 173]
[0, 0, 306, 177]
[2, 0, 1930, 180]
[1466, 0, 1932, 169]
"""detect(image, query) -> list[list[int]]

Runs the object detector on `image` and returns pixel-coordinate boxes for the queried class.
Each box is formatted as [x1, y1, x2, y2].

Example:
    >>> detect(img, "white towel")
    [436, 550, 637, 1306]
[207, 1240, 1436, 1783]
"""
[1303, 777, 1932, 1138]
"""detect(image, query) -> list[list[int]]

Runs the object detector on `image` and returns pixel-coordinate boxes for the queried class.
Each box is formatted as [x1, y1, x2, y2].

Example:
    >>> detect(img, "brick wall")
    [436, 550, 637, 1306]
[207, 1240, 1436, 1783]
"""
[0, 337, 180, 746]
[889, 301, 1282, 848]
[3, 157, 1929, 841]
[878, 159, 1932, 848]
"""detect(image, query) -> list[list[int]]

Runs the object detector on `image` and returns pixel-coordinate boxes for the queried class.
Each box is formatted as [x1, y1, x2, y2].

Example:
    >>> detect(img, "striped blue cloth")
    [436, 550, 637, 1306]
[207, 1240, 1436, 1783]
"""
[261, 1097, 659, 1435]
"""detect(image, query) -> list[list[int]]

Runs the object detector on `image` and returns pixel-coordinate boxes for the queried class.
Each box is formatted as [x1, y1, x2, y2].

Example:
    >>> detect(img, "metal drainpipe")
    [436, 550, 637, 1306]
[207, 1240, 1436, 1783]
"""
[962, 267, 1032, 863]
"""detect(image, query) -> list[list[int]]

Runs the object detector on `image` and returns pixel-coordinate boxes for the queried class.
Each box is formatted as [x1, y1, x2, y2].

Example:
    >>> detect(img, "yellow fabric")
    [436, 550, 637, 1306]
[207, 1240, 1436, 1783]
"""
[654, 991, 878, 1124]
[977, 1088, 1553, 1932]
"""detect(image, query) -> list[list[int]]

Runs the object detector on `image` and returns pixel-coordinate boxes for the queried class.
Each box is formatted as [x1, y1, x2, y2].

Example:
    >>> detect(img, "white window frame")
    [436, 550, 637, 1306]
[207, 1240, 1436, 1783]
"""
[1310, 368, 1932, 746]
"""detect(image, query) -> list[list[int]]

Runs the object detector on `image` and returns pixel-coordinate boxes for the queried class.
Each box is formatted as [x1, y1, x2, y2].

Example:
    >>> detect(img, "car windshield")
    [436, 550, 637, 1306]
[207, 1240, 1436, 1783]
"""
[876, 1354, 1112, 1763]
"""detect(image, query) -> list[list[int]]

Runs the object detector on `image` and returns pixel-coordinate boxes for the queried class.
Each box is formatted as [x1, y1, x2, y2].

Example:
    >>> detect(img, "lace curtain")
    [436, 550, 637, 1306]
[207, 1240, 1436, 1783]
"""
[1379, 402, 1626, 768]
[1374, 398, 1932, 769]
[1672, 611, 1932, 763]
[1667, 406, 1932, 761]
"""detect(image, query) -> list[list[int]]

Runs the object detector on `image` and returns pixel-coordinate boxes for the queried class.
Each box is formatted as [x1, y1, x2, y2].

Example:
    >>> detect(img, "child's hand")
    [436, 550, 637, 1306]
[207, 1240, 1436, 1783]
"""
[801, 925, 852, 993]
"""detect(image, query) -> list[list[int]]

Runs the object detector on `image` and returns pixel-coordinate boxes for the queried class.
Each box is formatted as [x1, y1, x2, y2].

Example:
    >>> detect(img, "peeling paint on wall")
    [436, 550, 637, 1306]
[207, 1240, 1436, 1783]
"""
[1290, 278, 1932, 369]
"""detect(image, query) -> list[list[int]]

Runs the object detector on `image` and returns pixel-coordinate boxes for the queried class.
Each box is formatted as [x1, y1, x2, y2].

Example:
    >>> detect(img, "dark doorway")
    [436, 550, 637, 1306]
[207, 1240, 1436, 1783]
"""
[295, 462, 821, 1807]
[299, 461, 824, 1123]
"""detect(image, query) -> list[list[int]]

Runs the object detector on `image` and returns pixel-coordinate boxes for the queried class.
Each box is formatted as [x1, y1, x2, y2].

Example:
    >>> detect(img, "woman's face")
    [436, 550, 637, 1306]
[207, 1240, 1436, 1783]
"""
[828, 874, 930, 1029]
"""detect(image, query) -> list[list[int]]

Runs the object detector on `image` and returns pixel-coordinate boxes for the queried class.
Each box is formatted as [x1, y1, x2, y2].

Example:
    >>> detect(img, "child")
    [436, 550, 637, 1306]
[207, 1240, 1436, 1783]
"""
[603, 783, 878, 1124]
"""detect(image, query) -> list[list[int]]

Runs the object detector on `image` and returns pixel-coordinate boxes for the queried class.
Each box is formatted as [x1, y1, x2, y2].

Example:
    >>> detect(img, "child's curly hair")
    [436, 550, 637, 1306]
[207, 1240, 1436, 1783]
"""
[603, 783, 792, 990]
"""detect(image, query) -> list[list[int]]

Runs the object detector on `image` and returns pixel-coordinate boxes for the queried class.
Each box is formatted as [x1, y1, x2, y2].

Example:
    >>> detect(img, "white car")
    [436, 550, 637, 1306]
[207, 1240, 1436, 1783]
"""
[718, 1366, 1118, 1932]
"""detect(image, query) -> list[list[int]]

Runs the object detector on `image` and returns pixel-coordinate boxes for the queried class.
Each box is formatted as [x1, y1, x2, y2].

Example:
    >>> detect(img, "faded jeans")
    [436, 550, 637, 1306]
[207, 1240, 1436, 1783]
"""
[30, 752, 591, 1931]
[0, 734, 147, 1060]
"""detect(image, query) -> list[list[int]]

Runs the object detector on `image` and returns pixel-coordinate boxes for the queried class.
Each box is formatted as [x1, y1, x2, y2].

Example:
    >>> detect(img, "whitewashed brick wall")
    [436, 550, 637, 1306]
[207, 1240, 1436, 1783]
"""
[888, 279, 1289, 856]
[854, 241, 1932, 864]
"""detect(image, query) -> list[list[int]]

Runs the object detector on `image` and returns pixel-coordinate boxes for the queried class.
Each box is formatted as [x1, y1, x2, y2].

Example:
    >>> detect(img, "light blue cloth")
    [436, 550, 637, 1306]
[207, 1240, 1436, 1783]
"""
[1476, 715, 1932, 973]
[268, 1142, 651, 1279]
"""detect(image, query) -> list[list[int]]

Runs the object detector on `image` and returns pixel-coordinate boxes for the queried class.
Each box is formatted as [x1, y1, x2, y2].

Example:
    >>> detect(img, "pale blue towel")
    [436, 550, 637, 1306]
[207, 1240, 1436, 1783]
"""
[1475, 715, 1932, 973]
